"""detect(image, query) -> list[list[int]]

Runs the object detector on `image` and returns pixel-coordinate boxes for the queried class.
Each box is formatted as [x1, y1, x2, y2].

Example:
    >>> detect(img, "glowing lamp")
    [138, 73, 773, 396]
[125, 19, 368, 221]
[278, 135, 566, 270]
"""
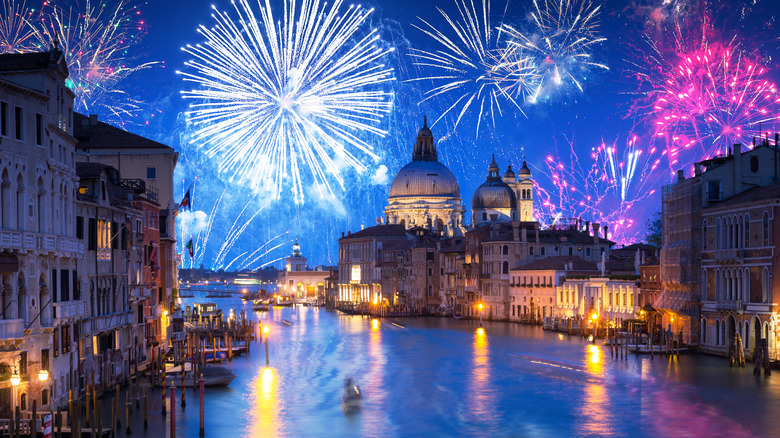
[477, 303, 483, 310]
[38, 369, 48, 382]
[262, 325, 270, 335]
[371, 319, 379, 331]
[373, 299, 378, 305]
[10, 368, 20, 386]
[590, 313, 597, 321]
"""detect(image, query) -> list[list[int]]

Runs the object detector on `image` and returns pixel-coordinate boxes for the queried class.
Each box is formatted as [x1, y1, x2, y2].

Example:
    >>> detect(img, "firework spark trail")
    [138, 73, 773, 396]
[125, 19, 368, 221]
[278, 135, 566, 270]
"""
[530, 134, 658, 243]
[236, 231, 291, 271]
[647, 41, 780, 173]
[409, 0, 539, 135]
[0, 0, 39, 52]
[502, 0, 607, 103]
[179, 0, 395, 203]
[193, 190, 226, 268]
[257, 255, 286, 270]
[223, 251, 249, 272]
[242, 239, 293, 271]
[213, 196, 272, 268]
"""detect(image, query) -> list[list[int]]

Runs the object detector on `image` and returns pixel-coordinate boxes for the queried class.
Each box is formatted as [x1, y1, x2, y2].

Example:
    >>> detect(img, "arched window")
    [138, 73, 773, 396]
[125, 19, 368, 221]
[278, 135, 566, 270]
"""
[715, 320, 720, 345]
[701, 318, 707, 344]
[738, 216, 743, 249]
[701, 270, 707, 300]
[568, 247, 573, 256]
[762, 267, 770, 303]
[763, 211, 770, 246]
[502, 245, 509, 255]
[750, 156, 759, 173]
[502, 261, 509, 275]
[745, 214, 750, 248]
[0, 169, 9, 228]
[716, 218, 721, 249]
[15, 174, 24, 230]
[721, 320, 726, 346]
[541, 247, 546, 256]
[702, 220, 708, 250]
[744, 268, 750, 303]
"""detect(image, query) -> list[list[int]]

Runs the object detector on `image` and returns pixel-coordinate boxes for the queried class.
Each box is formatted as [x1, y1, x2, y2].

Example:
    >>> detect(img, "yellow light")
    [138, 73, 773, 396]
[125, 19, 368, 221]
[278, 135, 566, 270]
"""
[671, 317, 674, 322]
[589, 345, 600, 355]
[558, 333, 564, 340]
[262, 325, 270, 335]
[243, 289, 247, 294]
[163, 310, 168, 316]
[590, 313, 597, 321]
[38, 369, 48, 382]
[477, 303, 483, 310]
[10, 369, 20, 386]
[373, 299, 378, 305]
[476, 327, 485, 336]
[371, 319, 379, 331]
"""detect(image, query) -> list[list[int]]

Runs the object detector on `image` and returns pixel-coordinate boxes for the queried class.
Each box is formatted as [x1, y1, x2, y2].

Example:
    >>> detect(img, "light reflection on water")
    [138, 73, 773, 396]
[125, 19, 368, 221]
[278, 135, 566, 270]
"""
[172, 296, 780, 437]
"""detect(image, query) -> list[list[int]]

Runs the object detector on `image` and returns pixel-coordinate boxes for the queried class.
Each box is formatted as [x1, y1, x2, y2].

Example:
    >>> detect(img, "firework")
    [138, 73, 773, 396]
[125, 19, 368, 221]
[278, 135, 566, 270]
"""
[502, 0, 607, 103]
[409, 0, 540, 134]
[0, 0, 39, 52]
[647, 41, 780, 170]
[179, 0, 395, 203]
[530, 134, 659, 244]
[0, 0, 156, 125]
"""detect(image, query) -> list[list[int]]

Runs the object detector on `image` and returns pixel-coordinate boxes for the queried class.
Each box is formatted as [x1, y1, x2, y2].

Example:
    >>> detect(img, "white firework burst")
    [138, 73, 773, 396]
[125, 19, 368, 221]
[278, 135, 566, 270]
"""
[179, 0, 395, 203]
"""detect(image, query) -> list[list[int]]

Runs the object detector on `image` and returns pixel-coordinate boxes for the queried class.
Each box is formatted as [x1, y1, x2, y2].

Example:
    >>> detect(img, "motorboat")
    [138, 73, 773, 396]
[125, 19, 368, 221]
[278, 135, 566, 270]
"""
[166, 364, 237, 387]
[341, 378, 362, 414]
[253, 299, 270, 311]
[274, 295, 294, 307]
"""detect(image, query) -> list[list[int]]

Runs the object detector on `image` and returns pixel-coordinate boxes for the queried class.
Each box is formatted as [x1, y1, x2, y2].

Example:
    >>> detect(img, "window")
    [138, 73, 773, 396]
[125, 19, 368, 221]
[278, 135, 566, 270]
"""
[745, 214, 750, 248]
[763, 211, 770, 246]
[502, 261, 509, 275]
[541, 247, 546, 256]
[502, 245, 508, 255]
[482, 212, 487, 221]
[702, 220, 708, 251]
[529, 246, 534, 256]
[76, 216, 84, 239]
[350, 265, 361, 282]
[568, 247, 573, 256]
[14, 106, 23, 140]
[19, 351, 27, 375]
[97, 220, 111, 261]
[586, 248, 591, 256]
[750, 156, 759, 173]
[35, 114, 43, 145]
[146, 166, 157, 179]
[0, 101, 9, 137]
[716, 218, 721, 249]
[707, 181, 721, 201]
[41, 349, 49, 371]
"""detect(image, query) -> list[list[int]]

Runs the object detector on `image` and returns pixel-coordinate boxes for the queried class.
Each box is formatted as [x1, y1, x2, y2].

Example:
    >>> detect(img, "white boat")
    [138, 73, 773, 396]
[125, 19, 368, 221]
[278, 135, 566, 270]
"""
[166, 364, 237, 387]
[253, 299, 270, 311]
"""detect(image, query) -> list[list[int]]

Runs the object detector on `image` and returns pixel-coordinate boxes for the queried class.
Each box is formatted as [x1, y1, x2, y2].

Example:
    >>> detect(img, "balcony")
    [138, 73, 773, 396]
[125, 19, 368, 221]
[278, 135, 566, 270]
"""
[0, 319, 24, 340]
[0, 229, 36, 252]
[55, 301, 86, 321]
[715, 249, 743, 263]
[89, 311, 132, 332]
[716, 300, 743, 312]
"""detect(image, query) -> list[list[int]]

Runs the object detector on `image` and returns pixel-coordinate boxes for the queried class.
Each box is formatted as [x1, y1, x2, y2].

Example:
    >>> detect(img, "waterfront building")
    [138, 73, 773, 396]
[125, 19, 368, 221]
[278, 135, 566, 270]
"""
[73, 113, 179, 346]
[0, 46, 83, 415]
[510, 256, 598, 323]
[276, 242, 330, 298]
[557, 276, 640, 326]
[439, 237, 466, 314]
[384, 118, 466, 237]
[75, 163, 145, 389]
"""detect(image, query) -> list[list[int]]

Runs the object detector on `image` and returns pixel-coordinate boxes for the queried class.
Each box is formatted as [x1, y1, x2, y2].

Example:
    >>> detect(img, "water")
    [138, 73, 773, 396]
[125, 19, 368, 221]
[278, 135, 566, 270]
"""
[121, 298, 779, 437]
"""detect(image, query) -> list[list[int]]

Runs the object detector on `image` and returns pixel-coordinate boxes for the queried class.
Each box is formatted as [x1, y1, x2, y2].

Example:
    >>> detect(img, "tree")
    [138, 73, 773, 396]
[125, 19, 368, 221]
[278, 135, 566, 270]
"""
[645, 210, 662, 248]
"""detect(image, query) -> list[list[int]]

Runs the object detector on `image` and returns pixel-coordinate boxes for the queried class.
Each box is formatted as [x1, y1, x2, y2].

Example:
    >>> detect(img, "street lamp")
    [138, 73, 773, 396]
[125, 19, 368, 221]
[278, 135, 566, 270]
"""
[262, 325, 270, 366]
[38, 369, 48, 382]
[477, 302, 484, 327]
[10, 366, 20, 415]
[590, 313, 598, 343]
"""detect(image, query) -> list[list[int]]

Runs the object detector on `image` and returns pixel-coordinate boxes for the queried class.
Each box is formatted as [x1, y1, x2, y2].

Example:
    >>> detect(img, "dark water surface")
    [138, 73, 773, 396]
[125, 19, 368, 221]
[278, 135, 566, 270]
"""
[127, 298, 779, 437]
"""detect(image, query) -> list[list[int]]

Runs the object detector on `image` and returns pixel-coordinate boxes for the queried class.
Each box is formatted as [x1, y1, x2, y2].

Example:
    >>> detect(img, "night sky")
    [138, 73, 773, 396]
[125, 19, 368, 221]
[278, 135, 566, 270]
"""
[15, 0, 779, 269]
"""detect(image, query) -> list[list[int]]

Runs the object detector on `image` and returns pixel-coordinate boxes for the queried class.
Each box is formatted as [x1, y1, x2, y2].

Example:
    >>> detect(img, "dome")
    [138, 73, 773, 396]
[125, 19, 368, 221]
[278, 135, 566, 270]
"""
[472, 180, 517, 209]
[389, 160, 461, 198]
[503, 164, 516, 180]
[518, 160, 531, 175]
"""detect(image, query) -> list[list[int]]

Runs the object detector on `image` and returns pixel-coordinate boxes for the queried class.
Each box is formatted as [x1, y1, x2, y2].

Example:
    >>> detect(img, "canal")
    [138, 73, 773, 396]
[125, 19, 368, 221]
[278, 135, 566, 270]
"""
[119, 298, 779, 437]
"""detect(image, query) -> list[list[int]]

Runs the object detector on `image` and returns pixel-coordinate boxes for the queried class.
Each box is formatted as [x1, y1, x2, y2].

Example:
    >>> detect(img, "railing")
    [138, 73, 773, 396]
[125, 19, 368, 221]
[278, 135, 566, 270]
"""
[0, 229, 36, 251]
[716, 300, 743, 311]
[89, 311, 132, 332]
[715, 249, 743, 262]
[55, 301, 86, 320]
[119, 178, 147, 194]
[0, 319, 24, 339]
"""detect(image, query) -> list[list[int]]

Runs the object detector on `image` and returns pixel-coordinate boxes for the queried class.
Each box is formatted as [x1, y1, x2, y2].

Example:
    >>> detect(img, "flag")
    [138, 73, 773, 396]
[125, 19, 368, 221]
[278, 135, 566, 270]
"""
[180, 186, 191, 211]
[186, 239, 194, 258]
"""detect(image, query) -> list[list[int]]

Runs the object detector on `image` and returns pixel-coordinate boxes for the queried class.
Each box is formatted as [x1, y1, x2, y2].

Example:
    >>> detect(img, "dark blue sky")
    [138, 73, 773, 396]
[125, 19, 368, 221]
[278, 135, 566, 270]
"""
[100, 0, 780, 269]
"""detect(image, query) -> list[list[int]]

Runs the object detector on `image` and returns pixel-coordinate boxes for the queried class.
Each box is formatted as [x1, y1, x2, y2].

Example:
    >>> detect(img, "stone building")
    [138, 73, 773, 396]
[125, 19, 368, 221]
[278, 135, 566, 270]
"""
[384, 118, 466, 236]
[0, 46, 83, 414]
[276, 242, 330, 299]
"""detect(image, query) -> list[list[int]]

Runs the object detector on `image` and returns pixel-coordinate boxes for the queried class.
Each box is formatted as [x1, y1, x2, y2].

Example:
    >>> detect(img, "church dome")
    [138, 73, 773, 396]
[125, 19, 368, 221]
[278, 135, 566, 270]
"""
[472, 155, 516, 209]
[389, 160, 461, 198]
[518, 160, 531, 176]
[503, 164, 516, 180]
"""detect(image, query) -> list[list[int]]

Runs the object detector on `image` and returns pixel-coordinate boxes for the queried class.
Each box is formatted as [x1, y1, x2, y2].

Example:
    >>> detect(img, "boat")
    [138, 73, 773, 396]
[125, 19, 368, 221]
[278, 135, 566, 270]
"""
[253, 299, 270, 311]
[166, 364, 237, 387]
[341, 378, 362, 414]
[194, 302, 222, 319]
[274, 294, 294, 307]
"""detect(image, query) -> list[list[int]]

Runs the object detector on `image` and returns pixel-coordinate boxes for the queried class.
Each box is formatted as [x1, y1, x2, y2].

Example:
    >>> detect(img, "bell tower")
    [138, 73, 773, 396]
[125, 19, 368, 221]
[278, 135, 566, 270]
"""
[516, 161, 534, 222]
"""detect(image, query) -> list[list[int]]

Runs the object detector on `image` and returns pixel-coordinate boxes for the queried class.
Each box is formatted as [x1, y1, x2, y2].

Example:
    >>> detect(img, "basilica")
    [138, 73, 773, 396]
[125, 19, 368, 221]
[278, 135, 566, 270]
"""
[337, 118, 627, 321]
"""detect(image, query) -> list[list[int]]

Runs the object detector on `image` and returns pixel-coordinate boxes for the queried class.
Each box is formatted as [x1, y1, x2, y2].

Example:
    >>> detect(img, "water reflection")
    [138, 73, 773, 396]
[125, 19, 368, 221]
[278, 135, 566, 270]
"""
[362, 318, 393, 436]
[578, 344, 610, 435]
[246, 367, 281, 438]
[467, 328, 493, 426]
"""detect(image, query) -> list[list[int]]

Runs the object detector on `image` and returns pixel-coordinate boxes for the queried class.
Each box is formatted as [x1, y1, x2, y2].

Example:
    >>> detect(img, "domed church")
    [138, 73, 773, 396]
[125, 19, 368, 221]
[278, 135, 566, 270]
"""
[472, 155, 535, 225]
[384, 118, 466, 236]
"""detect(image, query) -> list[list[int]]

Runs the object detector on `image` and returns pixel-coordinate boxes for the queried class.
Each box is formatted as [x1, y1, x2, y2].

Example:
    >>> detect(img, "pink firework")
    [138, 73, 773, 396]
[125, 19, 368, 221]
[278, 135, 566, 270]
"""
[650, 42, 780, 172]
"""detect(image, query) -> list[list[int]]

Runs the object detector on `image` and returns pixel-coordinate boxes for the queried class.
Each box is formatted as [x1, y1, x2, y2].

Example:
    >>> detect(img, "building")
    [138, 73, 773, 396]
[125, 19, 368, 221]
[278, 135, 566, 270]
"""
[0, 46, 83, 414]
[384, 118, 466, 236]
[73, 112, 178, 348]
[276, 242, 330, 298]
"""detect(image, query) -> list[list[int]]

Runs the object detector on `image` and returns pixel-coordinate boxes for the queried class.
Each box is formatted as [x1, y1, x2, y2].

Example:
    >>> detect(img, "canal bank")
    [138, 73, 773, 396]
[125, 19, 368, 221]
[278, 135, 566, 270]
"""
[92, 300, 780, 437]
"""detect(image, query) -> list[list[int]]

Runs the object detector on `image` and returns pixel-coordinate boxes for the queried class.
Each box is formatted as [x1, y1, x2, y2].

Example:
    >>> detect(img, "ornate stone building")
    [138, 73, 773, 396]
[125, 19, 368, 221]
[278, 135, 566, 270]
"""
[472, 156, 535, 225]
[385, 118, 465, 236]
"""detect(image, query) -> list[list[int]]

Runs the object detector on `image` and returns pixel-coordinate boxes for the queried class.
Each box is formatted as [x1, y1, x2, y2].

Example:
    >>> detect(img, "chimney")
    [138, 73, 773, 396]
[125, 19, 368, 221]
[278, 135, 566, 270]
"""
[592, 223, 600, 243]
[585, 221, 590, 235]
[603, 225, 609, 241]
[694, 163, 702, 176]
[677, 169, 685, 182]
[775, 133, 779, 147]
[512, 221, 520, 241]
[89, 114, 98, 126]
[341, 232, 344, 238]
[734, 143, 742, 193]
